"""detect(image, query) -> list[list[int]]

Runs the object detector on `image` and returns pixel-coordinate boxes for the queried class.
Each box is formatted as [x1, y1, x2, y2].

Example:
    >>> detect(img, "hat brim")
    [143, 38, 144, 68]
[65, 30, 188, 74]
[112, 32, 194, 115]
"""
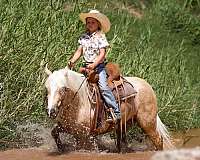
[79, 13, 111, 33]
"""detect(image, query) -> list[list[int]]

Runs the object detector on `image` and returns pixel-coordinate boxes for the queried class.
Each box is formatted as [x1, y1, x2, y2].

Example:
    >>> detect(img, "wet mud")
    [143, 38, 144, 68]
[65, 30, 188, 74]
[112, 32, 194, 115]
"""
[0, 128, 199, 160]
[0, 148, 153, 160]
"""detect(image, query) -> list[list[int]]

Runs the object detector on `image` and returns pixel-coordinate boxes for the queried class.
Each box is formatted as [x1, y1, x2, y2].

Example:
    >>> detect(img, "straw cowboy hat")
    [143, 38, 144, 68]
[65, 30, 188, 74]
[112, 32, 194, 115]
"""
[79, 10, 111, 33]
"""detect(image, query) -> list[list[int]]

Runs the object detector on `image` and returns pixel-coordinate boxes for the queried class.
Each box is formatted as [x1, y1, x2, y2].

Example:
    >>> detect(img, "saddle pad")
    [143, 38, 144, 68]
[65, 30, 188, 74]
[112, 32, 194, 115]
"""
[112, 78, 137, 101]
[87, 77, 137, 104]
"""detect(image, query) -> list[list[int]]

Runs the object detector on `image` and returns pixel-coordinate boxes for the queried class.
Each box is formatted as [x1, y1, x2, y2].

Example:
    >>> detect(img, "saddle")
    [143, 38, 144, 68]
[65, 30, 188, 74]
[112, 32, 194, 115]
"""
[79, 63, 137, 132]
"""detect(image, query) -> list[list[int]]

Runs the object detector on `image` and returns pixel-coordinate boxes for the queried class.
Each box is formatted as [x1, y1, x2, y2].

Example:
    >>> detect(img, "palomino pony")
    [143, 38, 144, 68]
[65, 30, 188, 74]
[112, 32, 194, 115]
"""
[44, 66, 173, 152]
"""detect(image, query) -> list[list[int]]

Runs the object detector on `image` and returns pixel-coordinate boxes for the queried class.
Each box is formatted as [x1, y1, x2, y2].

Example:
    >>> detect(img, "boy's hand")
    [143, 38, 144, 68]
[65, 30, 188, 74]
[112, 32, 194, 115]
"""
[68, 61, 75, 69]
[87, 63, 96, 70]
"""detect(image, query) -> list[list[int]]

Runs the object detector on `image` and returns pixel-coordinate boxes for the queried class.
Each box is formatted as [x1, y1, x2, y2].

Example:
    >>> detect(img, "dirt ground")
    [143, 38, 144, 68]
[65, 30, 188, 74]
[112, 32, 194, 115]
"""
[0, 148, 154, 160]
[0, 128, 199, 160]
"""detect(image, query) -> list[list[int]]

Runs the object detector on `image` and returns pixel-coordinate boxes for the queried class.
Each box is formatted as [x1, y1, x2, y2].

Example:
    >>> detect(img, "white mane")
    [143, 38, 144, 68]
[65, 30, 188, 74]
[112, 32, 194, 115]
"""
[67, 69, 91, 110]
[46, 68, 91, 110]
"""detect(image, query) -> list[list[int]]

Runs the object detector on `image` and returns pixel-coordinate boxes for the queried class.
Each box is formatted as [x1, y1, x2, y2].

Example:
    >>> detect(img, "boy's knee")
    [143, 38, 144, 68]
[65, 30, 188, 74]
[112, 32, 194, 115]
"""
[99, 85, 110, 91]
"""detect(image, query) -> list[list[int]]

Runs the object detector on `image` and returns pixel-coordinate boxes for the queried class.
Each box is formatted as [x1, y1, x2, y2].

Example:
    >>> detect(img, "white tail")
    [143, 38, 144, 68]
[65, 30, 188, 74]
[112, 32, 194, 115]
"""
[156, 115, 174, 149]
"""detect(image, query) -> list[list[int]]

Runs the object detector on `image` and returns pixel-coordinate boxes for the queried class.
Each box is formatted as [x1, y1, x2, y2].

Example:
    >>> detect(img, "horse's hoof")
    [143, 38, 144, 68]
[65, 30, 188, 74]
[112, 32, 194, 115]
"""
[57, 145, 64, 153]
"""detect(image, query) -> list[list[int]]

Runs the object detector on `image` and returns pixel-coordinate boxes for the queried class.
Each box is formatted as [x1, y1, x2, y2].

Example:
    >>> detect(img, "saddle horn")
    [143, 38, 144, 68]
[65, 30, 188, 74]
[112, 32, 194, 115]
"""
[45, 63, 52, 75]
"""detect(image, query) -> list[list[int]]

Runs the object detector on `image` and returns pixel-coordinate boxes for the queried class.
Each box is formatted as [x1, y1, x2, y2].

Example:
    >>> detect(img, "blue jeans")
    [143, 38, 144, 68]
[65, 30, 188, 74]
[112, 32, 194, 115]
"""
[96, 63, 120, 115]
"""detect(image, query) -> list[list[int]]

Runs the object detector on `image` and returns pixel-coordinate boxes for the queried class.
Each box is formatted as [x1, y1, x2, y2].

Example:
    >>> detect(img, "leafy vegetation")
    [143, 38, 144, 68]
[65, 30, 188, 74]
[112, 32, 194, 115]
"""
[0, 0, 199, 149]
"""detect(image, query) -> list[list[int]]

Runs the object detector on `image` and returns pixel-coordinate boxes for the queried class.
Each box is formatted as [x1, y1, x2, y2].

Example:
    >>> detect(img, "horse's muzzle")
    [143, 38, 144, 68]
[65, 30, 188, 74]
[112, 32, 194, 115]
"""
[47, 108, 57, 119]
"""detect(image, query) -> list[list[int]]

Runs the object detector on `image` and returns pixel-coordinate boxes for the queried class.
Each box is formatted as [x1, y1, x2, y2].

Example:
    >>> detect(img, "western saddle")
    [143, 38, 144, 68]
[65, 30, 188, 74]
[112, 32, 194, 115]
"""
[79, 63, 137, 132]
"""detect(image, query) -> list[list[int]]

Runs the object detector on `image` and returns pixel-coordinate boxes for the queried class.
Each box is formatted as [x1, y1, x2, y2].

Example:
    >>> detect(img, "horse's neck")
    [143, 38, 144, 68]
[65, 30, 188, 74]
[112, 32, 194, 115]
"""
[66, 70, 91, 123]
[67, 69, 90, 106]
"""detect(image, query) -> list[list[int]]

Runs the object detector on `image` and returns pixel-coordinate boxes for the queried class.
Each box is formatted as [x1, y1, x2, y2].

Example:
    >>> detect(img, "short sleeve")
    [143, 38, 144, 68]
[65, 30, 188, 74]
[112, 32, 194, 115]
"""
[78, 33, 88, 46]
[98, 34, 109, 49]
[78, 36, 83, 46]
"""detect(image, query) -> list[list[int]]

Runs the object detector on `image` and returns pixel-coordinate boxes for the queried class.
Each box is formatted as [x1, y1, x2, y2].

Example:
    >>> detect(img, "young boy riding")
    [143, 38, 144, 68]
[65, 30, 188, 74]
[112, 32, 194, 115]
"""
[68, 10, 121, 122]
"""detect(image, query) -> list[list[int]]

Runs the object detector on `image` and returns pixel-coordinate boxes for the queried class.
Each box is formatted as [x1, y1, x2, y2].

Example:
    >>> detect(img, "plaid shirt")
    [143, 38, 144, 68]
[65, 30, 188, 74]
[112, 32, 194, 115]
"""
[78, 31, 109, 63]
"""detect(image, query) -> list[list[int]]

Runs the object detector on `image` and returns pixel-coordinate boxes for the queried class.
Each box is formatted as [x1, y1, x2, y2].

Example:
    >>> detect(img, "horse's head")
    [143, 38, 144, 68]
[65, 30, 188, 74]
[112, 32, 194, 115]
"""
[44, 65, 69, 119]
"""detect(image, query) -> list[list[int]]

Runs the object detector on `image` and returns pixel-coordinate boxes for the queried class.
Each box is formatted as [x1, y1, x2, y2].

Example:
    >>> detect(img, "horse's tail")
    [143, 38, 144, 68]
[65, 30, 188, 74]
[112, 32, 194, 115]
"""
[156, 115, 174, 149]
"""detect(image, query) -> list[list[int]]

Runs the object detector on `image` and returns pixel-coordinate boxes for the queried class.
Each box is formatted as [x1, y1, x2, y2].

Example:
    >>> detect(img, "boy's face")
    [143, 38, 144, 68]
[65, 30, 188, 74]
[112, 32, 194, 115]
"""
[86, 17, 100, 33]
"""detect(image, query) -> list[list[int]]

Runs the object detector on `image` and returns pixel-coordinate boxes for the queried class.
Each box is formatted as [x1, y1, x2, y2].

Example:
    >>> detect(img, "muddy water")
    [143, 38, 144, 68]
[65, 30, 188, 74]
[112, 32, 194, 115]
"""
[0, 128, 199, 160]
[0, 149, 153, 160]
[173, 128, 200, 148]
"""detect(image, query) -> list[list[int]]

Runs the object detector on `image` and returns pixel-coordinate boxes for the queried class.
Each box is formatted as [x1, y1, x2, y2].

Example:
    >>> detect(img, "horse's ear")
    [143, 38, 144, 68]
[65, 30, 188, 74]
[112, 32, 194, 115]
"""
[65, 65, 69, 70]
[45, 63, 52, 76]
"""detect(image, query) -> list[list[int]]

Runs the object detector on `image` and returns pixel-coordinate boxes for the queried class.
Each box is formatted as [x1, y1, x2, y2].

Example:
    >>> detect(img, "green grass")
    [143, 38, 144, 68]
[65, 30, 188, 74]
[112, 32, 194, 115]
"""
[0, 0, 200, 149]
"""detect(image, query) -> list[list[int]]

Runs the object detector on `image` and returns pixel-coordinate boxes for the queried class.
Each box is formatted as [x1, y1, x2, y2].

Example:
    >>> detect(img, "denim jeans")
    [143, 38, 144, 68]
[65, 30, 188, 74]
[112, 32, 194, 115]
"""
[96, 63, 120, 115]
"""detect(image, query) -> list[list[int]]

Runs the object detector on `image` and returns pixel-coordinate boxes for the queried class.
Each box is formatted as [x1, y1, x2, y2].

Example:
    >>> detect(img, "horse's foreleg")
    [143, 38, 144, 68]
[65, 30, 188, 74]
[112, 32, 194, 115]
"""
[51, 124, 65, 152]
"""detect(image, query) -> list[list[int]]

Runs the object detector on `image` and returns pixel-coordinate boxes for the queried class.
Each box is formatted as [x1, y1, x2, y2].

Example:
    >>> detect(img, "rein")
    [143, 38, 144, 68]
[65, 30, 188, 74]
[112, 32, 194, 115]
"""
[72, 76, 87, 101]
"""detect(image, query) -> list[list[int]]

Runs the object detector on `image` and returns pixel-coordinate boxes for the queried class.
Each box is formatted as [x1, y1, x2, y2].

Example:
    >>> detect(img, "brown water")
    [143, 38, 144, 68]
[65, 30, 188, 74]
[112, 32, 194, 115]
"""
[0, 149, 153, 160]
[0, 128, 199, 160]
[172, 128, 200, 148]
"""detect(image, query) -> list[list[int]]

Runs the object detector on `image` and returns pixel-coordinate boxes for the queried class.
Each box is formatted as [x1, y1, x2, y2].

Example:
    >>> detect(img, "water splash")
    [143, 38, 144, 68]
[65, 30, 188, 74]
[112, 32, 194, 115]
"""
[14, 122, 151, 153]
[16, 122, 55, 149]
[15, 123, 119, 152]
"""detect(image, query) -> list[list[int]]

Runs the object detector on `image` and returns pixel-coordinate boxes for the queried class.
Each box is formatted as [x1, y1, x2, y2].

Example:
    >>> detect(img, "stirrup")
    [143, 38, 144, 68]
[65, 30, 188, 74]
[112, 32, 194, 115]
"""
[106, 116, 113, 123]
[106, 108, 118, 123]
